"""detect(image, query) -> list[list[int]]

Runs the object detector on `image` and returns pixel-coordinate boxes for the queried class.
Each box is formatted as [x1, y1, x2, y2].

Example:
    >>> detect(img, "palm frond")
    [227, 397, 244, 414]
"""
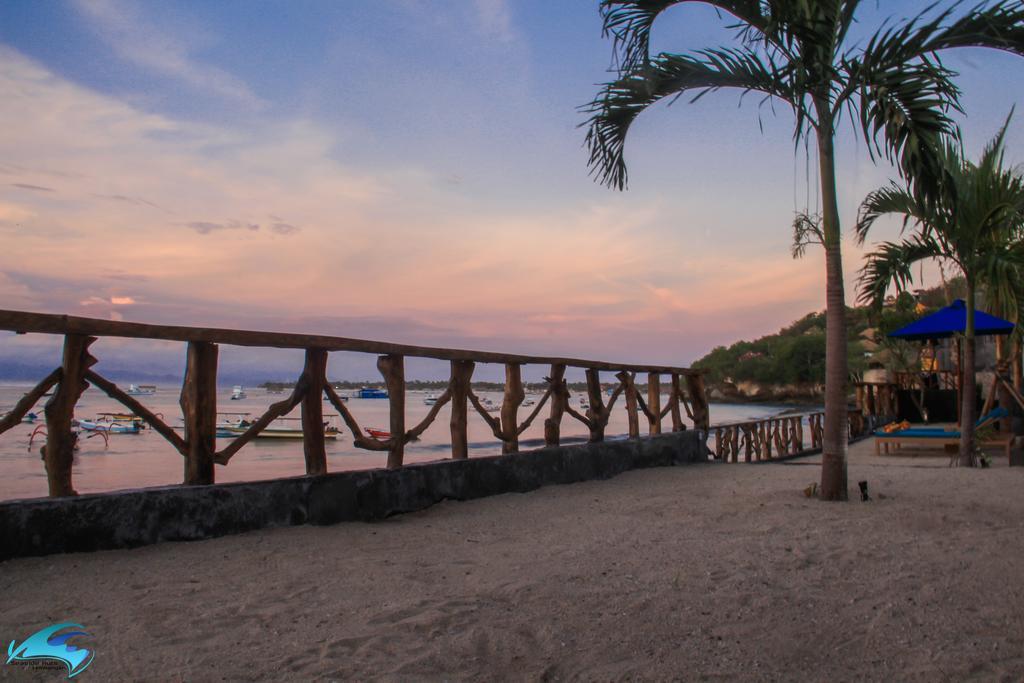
[848, 2, 1024, 200]
[920, 1, 1024, 59]
[583, 47, 796, 189]
[599, 1, 775, 70]
[791, 211, 824, 259]
[857, 235, 944, 308]
[854, 183, 929, 245]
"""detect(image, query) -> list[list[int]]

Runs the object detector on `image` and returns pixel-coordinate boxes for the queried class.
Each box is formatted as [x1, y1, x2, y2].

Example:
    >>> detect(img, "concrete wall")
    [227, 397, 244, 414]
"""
[0, 431, 708, 561]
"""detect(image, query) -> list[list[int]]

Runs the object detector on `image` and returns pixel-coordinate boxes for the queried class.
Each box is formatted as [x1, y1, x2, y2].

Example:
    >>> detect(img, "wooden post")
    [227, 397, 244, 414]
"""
[618, 371, 640, 438]
[301, 348, 328, 475]
[585, 368, 606, 442]
[43, 334, 96, 496]
[378, 354, 405, 469]
[670, 373, 684, 432]
[544, 363, 566, 446]
[647, 372, 662, 435]
[181, 341, 218, 485]
[500, 363, 525, 453]
[449, 360, 474, 459]
[685, 374, 710, 431]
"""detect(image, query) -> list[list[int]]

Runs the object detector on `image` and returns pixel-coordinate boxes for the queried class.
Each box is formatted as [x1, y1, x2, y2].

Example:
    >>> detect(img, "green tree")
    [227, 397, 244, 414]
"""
[583, 1, 1024, 499]
[856, 120, 1024, 465]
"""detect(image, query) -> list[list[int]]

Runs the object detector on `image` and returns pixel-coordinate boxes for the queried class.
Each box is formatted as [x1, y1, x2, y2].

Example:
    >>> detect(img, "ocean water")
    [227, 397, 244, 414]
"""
[0, 383, 802, 502]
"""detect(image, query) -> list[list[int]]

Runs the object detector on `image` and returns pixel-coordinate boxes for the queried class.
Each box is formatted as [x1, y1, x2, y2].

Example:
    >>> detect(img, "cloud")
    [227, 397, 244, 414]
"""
[10, 183, 55, 192]
[0, 46, 859, 374]
[473, 0, 516, 43]
[71, 0, 263, 107]
[185, 220, 260, 235]
[270, 222, 299, 235]
[94, 193, 162, 209]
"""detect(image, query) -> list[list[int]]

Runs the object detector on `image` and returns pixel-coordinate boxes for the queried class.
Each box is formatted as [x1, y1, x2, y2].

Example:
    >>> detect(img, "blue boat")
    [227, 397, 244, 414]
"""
[357, 387, 388, 399]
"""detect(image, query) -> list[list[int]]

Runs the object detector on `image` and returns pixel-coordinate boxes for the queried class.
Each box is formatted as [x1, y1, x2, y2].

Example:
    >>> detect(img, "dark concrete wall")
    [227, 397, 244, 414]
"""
[0, 431, 707, 561]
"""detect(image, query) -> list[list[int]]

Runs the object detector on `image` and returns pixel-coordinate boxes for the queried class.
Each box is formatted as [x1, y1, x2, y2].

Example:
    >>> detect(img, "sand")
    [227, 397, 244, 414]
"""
[3, 438, 1024, 681]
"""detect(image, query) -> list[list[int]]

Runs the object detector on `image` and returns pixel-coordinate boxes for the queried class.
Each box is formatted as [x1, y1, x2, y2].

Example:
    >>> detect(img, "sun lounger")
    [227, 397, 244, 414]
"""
[874, 407, 1014, 457]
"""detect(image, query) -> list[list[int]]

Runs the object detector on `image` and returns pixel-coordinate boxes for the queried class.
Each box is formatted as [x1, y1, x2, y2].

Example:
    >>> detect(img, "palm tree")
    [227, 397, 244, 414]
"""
[856, 121, 1024, 466]
[583, 1, 1024, 499]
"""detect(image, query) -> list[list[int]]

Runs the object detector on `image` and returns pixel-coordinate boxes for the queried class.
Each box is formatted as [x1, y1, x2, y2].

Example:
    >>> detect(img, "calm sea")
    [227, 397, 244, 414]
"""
[0, 383, 803, 502]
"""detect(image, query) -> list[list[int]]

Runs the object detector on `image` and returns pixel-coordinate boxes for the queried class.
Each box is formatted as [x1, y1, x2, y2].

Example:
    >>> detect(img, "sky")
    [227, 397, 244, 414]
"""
[0, 1, 1022, 382]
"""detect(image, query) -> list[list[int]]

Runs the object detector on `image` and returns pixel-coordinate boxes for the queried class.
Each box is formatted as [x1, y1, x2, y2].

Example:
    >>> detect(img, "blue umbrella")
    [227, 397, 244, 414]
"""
[888, 299, 1015, 341]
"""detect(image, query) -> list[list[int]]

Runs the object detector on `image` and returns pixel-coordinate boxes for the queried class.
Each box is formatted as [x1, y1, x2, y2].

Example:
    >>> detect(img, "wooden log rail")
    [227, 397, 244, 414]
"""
[710, 410, 871, 463]
[0, 309, 708, 497]
[894, 370, 957, 391]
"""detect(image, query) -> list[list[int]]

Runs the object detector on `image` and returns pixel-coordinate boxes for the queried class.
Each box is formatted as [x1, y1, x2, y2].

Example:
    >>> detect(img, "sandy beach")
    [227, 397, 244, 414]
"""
[3, 438, 1024, 681]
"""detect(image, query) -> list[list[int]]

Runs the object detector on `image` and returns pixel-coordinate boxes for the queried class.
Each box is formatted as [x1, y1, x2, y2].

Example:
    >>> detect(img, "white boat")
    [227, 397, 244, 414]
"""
[424, 394, 439, 406]
[522, 398, 536, 407]
[78, 419, 140, 434]
[126, 384, 156, 396]
[480, 397, 500, 412]
[230, 385, 247, 400]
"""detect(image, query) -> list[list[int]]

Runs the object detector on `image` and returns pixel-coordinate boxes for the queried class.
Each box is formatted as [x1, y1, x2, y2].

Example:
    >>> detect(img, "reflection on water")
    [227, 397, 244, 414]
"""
[0, 383, 793, 501]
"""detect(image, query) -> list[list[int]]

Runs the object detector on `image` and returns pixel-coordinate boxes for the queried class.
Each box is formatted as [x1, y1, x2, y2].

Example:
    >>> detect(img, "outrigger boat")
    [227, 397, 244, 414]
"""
[217, 416, 340, 439]
[77, 419, 141, 434]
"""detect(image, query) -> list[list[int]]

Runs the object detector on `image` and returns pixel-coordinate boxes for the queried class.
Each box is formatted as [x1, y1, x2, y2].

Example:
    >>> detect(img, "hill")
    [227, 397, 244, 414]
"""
[692, 280, 964, 403]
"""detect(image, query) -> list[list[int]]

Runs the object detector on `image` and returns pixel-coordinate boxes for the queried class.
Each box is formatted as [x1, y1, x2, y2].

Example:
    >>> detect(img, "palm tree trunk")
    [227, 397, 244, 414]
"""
[816, 114, 849, 501]
[958, 280, 977, 466]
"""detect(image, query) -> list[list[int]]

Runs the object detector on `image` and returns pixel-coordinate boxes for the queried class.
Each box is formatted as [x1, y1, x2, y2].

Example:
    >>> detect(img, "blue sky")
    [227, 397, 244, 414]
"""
[0, 1, 1022, 381]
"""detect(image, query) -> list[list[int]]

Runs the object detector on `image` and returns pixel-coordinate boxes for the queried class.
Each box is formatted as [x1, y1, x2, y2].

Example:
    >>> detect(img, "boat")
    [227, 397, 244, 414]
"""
[356, 387, 388, 399]
[424, 394, 439, 405]
[365, 427, 391, 439]
[217, 417, 340, 439]
[77, 419, 141, 434]
[126, 384, 157, 396]
[21, 412, 39, 423]
[96, 411, 143, 422]
[522, 397, 536, 407]
[230, 385, 247, 400]
[479, 397, 500, 412]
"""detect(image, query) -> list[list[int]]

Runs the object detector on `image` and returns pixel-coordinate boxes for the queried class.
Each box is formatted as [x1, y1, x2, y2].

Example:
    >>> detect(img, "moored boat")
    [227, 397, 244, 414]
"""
[230, 385, 247, 400]
[365, 427, 391, 439]
[356, 387, 388, 399]
[78, 419, 141, 434]
[126, 384, 157, 396]
[216, 415, 339, 439]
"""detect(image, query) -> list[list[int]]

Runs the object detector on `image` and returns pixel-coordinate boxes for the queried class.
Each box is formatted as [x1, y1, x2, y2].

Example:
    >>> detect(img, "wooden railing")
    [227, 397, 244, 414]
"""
[894, 370, 958, 391]
[0, 310, 709, 497]
[853, 382, 899, 419]
[711, 410, 870, 463]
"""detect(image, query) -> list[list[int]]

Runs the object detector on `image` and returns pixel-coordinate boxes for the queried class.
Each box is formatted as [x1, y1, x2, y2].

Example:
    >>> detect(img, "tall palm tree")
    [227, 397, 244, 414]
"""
[856, 121, 1024, 466]
[583, 1, 1024, 499]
